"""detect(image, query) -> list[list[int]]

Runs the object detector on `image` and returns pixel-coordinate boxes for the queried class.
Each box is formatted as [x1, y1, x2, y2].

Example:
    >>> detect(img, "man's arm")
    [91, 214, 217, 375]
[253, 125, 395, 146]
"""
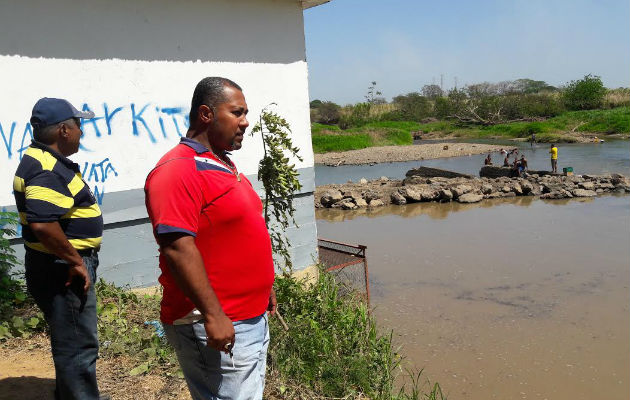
[29, 221, 90, 294]
[158, 233, 234, 353]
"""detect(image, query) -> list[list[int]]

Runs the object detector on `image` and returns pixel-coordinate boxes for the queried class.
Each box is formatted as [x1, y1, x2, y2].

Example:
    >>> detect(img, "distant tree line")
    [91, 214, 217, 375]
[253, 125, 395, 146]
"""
[310, 75, 628, 128]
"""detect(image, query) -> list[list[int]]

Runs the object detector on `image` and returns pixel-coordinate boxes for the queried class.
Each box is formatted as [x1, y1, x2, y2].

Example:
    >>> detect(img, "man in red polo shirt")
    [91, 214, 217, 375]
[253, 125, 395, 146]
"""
[145, 77, 276, 400]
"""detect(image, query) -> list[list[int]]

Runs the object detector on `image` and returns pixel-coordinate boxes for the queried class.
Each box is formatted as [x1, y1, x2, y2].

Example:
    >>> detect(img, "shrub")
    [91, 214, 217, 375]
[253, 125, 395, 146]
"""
[563, 74, 607, 111]
[270, 271, 398, 398]
[311, 101, 342, 125]
[392, 92, 433, 121]
[434, 97, 450, 119]
[518, 93, 564, 117]
[339, 103, 373, 129]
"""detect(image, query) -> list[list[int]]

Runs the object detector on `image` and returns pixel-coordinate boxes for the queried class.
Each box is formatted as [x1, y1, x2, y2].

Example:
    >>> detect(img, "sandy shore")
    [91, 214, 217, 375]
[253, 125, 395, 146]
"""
[315, 143, 505, 166]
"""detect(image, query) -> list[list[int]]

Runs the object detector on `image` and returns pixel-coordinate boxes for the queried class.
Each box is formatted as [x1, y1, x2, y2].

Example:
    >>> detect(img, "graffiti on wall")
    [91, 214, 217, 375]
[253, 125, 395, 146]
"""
[1, 102, 189, 159]
[1, 102, 189, 206]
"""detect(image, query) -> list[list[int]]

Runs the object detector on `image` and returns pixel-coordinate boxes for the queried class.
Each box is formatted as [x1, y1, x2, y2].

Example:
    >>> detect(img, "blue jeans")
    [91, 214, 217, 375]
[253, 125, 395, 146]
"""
[25, 250, 101, 400]
[164, 313, 270, 400]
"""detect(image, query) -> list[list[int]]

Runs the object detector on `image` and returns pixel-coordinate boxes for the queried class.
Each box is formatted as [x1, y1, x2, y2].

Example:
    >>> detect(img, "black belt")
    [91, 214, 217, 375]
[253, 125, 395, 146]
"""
[77, 247, 100, 257]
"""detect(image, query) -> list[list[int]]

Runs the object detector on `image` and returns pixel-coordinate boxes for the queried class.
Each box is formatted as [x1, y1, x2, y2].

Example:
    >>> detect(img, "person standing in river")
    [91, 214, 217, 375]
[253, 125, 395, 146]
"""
[549, 143, 558, 173]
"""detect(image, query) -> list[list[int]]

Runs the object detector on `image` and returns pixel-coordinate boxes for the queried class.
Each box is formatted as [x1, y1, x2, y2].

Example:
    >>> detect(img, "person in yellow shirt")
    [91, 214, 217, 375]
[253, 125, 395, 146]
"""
[549, 144, 558, 173]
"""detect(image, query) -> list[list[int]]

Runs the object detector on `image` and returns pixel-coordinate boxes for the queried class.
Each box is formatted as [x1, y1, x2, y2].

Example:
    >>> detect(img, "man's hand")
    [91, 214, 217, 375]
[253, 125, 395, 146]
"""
[29, 222, 89, 294]
[159, 233, 236, 354]
[204, 314, 235, 353]
[66, 261, 90, 294]
[267, 288, 277, 316]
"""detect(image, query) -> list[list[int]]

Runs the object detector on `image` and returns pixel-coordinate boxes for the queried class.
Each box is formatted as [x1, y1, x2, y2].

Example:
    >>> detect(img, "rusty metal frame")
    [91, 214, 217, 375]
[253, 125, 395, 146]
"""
[318, 238, 370, 306]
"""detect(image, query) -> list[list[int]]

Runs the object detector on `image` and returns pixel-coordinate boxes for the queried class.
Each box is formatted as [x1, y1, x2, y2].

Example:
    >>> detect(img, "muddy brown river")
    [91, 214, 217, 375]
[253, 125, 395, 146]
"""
[316, 195, 630, 400]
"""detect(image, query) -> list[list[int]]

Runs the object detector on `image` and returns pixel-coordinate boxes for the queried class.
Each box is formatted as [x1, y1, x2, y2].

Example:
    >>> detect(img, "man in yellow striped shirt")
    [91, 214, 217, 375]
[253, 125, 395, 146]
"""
[13, 98, 107, 400]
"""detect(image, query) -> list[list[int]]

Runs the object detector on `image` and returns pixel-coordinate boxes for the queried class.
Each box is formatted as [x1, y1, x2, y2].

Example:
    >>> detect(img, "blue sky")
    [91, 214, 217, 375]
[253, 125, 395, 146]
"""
[304, 0, 630, 104]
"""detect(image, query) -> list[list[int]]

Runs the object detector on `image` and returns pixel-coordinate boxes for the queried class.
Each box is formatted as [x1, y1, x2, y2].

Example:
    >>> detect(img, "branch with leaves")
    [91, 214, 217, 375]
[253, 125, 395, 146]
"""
[251, 104, 303, 271]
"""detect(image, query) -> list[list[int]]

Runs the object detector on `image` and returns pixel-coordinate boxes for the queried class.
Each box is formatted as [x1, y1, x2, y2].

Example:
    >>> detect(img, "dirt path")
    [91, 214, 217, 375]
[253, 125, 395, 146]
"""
[0, 334, 191, 400]
[314, 143, 505, 166]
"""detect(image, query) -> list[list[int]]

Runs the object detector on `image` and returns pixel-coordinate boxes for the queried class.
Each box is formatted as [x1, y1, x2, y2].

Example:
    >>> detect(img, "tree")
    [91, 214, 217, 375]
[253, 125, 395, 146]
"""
[563, 74, 606, 110]
[313, 101, 341, 125]
[421, 84, 443, 99]
[512, 79, 557, 94]
[309, 99, 323, 109]
[392, 92, 432, 120]
[365, 81, 383, 104]
[251, 105, 303, 271]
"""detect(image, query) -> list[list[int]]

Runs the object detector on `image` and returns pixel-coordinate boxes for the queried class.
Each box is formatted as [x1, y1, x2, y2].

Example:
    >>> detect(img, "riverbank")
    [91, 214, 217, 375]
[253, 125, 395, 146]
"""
[315, 143, 504, 166]
[0, 275, 443, 400]
[315, 172, 630, 209]
[311, 106, 630, 153]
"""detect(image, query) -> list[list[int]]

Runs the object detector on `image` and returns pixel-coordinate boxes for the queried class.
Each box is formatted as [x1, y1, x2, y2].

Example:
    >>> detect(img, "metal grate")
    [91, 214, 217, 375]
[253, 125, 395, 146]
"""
[318, 238, 370, 306]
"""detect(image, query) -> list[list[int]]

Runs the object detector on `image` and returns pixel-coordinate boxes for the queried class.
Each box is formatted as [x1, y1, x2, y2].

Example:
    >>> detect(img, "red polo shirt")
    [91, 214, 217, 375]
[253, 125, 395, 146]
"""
[145, 138, 275, 324]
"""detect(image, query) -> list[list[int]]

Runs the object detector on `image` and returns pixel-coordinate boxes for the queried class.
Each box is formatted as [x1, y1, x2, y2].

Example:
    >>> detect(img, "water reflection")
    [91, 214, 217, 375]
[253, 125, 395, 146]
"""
[316, 195, 602, 222]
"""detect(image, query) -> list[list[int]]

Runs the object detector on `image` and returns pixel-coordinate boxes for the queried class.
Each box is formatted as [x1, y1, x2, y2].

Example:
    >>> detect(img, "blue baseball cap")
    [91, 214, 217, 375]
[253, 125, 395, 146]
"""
[30, 97, 95, 129]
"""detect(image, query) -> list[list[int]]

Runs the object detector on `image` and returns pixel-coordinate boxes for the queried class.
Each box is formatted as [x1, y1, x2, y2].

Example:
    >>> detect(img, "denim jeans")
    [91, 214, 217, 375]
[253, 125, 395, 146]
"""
[164, 313, 270, 400]
[25, 250, 101, 400]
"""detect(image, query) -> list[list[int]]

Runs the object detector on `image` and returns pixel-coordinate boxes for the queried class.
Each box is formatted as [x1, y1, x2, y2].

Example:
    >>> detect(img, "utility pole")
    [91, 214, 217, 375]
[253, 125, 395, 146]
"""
[454, 76, 458, 90]
[440, 74, 444, 91]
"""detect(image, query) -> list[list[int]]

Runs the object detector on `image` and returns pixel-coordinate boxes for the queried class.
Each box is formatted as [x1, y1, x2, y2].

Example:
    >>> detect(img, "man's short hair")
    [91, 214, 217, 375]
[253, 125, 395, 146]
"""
[189, 77, 242, 126]
[32, 118, 75, 145]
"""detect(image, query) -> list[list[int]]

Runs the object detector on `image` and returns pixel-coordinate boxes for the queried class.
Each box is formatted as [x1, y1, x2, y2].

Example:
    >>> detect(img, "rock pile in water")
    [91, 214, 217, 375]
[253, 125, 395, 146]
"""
[315, 173, 630, 209]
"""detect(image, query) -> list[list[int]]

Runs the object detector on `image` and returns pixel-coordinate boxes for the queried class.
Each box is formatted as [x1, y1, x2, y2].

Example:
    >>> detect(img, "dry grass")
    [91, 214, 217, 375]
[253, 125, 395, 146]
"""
[339, 103, 398, 118]
[604, 89, 630, 108]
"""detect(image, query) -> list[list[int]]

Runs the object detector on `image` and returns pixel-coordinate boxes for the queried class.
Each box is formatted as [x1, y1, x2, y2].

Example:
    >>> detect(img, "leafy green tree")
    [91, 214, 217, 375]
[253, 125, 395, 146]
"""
[563, 74, 607, 110]
[309, 99, 323, 109]
[421, 84, 443, 99]
[434, 96, 450, 119]
[312, 101, 341, 125]
[392, 92, 432, 120]
[513, 78, 557, 94]
[251, 105, 303, 270]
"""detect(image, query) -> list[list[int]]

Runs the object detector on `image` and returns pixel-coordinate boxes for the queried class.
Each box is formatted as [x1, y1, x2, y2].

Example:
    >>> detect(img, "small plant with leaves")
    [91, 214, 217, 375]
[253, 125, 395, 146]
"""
[0, 211, 45, 339]
[96, 280, 178, 376]
[251, 104, 303, 271]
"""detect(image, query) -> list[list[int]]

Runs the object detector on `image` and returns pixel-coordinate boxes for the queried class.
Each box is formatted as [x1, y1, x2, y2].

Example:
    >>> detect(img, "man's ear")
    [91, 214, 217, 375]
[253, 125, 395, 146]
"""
[198, 105, 214, 124]
[58, 122, 69, 138]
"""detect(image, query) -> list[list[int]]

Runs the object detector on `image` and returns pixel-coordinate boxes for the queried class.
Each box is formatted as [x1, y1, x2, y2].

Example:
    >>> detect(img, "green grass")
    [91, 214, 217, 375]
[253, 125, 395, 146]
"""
[311, 122, 342, 135]
[311, 107, 629, 152]
[474, 107, 629, 140]
[312, 121, 416, 153]
[312, 133, 372, 153]
[553, 107, 630, 133]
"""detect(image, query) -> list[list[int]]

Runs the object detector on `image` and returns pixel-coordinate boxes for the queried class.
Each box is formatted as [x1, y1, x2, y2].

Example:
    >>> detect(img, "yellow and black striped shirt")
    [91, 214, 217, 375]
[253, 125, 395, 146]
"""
[13, 141, 103, 254]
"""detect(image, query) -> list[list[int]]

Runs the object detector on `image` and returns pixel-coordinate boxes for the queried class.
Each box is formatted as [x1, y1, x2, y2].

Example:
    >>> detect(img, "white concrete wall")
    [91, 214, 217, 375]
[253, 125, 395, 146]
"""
[0, 0, 313, 207]
[0, 56, 313, 205]
[0, 0, 319, 277]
